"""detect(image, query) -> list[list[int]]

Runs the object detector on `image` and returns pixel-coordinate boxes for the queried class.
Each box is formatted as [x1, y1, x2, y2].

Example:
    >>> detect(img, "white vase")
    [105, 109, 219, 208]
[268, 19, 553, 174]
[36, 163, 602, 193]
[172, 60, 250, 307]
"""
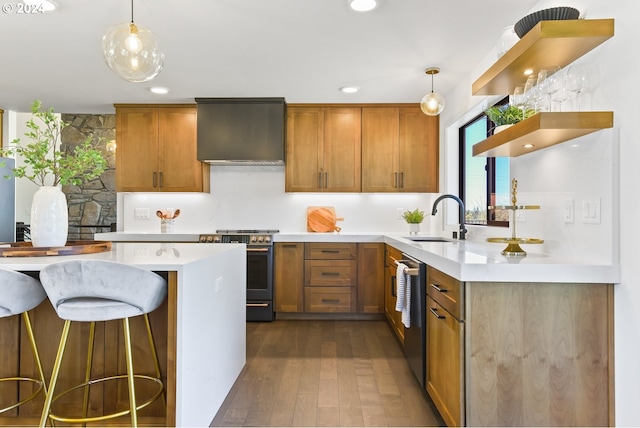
[30, 186, 68, 247]
[408, 223, 420, 235]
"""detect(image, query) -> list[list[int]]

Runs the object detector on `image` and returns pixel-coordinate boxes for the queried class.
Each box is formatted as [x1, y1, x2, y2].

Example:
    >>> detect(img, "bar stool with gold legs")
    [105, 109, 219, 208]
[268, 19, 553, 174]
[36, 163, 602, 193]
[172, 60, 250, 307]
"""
[38, 260, 168, 427]
[0, 269, 48, 416]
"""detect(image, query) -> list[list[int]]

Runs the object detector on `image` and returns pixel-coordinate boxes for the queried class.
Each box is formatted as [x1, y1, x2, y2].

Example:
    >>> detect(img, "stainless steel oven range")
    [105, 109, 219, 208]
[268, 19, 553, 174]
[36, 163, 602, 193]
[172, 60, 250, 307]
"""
[199, 230, 278, 322]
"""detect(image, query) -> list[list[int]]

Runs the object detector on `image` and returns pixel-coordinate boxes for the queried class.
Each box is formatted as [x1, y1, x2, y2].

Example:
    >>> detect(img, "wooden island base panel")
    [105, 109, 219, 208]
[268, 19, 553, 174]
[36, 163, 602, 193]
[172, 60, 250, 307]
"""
[0, 242, 247, 427]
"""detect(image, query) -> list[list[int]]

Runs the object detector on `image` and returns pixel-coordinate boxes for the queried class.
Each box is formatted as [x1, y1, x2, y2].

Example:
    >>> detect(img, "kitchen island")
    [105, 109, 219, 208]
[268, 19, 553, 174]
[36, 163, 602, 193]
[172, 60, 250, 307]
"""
[0, 242, 246, 427]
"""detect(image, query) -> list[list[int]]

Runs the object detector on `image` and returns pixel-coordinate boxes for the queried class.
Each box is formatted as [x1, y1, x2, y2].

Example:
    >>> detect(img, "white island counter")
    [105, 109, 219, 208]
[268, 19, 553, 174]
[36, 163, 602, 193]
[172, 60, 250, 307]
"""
[0, 242, 246, 428]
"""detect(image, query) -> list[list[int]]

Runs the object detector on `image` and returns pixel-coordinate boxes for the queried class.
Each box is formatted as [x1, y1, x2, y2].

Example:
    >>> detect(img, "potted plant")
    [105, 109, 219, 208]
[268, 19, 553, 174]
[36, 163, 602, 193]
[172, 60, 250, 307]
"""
[484, 104, 531, 133]
[0, 100, 108, 247]
[403, 208, 425, 235]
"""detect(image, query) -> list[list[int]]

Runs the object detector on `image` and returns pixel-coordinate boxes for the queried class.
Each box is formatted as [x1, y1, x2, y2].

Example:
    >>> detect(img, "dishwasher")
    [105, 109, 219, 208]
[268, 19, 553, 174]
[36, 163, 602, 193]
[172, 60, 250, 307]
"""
[396, 253, 427, 388]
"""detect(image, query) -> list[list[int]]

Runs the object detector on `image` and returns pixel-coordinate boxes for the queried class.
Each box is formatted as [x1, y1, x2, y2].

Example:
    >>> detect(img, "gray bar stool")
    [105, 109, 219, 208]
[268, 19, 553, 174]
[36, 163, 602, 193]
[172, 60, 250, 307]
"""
[38, 260, 168, 427]
[0, 269, 48, 415]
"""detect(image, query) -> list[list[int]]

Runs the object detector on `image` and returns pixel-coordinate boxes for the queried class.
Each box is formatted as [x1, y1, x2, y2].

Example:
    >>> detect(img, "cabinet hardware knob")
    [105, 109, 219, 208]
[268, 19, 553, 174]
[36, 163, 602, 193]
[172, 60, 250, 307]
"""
[321, 249, 340, 253]
[321, 272, 340, 276]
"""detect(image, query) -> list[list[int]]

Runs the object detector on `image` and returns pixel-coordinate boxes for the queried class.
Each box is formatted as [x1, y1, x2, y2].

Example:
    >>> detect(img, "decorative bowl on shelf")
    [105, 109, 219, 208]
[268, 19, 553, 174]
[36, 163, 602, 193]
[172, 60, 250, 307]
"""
[514, 6, 580, 38]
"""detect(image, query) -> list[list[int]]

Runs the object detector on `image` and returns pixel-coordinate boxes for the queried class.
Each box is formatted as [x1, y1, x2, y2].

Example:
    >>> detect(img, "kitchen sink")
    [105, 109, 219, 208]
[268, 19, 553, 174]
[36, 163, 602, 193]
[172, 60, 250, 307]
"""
[404, 236, 451, 243]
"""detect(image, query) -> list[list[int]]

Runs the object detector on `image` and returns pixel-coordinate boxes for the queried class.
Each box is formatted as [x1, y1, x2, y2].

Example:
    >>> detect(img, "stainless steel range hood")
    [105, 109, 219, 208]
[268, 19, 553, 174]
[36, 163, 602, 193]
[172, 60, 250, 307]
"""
[196, 97, 286, 165]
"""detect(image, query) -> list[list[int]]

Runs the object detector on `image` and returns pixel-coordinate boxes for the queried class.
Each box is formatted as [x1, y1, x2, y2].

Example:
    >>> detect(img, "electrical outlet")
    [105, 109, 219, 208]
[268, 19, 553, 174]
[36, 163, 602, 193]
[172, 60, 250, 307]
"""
[564, 198, 574, 223]
[397, 208, 404, 219]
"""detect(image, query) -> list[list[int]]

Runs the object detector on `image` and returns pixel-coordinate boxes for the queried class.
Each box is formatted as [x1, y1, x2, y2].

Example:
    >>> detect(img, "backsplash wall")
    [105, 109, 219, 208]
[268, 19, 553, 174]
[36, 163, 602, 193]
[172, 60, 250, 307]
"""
[120, 166, 439, 235]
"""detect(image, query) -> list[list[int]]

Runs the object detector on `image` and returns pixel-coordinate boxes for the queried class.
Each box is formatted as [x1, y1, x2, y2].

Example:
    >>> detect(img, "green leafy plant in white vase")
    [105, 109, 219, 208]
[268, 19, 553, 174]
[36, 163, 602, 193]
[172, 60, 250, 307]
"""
[0, 100, 107, 247]
[403, 208, 425, 235]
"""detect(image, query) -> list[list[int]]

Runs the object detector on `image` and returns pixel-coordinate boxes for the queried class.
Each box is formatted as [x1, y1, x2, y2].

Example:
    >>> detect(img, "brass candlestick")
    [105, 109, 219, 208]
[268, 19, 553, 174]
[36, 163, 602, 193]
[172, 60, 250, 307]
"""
[486, 178, 543, 257]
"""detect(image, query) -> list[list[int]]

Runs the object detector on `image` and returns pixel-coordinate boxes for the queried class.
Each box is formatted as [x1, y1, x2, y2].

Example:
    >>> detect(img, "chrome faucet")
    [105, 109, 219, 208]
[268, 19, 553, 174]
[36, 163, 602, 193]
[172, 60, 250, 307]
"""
[431, 194, 467, 240]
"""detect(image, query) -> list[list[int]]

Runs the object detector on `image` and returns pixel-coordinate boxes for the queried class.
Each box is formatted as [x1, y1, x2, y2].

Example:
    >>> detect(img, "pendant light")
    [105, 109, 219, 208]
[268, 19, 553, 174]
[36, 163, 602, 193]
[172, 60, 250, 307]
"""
[420, 67, 445, 116]
[102, 0, 164, 83]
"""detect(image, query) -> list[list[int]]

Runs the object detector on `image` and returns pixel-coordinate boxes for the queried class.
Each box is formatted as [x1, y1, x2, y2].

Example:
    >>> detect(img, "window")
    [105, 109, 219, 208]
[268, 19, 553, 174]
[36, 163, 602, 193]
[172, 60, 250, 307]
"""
[459, 99, 510, 227]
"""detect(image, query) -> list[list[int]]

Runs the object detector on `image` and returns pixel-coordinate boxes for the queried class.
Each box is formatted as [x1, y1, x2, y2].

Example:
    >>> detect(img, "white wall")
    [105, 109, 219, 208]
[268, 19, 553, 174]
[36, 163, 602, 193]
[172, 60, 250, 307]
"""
[439, 0, 638, 424]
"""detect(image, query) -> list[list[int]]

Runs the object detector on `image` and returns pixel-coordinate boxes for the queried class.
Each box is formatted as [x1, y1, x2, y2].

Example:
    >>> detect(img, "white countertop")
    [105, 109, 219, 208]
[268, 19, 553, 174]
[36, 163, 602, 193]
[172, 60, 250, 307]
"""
[0, 242, 244, 271]
[94, 232, 620, 284]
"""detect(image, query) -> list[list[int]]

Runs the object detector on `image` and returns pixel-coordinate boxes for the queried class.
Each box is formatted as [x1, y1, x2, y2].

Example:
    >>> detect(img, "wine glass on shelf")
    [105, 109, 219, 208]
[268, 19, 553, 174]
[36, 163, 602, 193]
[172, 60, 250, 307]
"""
[536, 65, 561, 112]
[510, 85, 527, 120]
[523, 75, 539, 114]
[566, 64, 600, 111]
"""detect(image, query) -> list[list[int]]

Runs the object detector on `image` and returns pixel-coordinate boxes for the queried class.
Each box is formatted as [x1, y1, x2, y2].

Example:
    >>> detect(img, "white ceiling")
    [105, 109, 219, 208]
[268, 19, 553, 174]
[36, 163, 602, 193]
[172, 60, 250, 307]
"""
[0, 0, 540, 114]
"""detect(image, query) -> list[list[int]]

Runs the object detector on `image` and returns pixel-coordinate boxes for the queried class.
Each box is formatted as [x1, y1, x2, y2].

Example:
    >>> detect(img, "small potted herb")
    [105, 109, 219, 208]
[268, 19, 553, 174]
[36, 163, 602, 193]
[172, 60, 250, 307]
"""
[403, 208, 425, 235]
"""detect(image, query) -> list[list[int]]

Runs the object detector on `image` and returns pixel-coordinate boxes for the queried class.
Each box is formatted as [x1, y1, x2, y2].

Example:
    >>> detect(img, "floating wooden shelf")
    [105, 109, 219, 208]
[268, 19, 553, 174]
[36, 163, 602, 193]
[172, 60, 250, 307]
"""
[472, 111, 613, 157]
[472, 19, 614, 96]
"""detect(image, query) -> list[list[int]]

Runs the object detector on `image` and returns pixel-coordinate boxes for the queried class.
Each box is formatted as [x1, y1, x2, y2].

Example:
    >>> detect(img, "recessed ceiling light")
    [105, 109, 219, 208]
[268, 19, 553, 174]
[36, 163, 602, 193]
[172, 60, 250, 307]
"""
[523, 69, 535, 76]
[523, 143, 535, 149]
[340, 86, 359, 94]
[149, 87, 169, 95]
[348, 0, 377, 12]
[23, 0, 57, 12]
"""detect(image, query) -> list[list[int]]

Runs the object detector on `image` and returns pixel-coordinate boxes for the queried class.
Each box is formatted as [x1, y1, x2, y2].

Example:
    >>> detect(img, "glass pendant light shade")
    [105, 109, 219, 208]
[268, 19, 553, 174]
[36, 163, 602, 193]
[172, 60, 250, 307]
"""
[420, 91, 445, 116]
[420, 67, 445, 116]
[102, 21, 164, 83]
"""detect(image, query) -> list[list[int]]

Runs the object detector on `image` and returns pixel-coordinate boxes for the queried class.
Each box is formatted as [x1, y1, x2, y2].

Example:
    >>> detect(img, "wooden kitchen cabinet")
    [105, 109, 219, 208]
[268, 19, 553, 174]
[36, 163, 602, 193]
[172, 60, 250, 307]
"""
[274, 243, 305, 313]
[362, 106, 438, 192]
[357, 243, 384, 313]
[115, 104, 210, 192]
[285, 106, 361, 192]
[304, 243, 357, 312]
[384, 245, 404, 344]
[426, 267, 464, 427]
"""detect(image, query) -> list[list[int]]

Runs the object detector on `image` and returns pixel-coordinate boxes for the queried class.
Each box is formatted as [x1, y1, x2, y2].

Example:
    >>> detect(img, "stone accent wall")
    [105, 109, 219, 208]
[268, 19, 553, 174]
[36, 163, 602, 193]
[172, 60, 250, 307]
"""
[61, 114, 116, 240]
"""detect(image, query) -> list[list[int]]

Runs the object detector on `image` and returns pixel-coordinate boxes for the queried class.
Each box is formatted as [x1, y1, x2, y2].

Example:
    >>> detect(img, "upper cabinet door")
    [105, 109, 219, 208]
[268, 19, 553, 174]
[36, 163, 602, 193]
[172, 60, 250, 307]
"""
[116, 107, 160, 192]
[361, 107, 400, 192]
[285, 107, 324, 192]
[115, 105, 209, 193]
[323, 108, 361, 192]
[398, 107, 439, 193]
[158, 107, 206, 192]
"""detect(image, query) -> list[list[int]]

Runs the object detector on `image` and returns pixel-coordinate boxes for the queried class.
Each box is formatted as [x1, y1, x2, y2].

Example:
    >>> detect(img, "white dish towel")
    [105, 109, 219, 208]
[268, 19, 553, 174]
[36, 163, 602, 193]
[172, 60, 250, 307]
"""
[395, 262, 411, 328]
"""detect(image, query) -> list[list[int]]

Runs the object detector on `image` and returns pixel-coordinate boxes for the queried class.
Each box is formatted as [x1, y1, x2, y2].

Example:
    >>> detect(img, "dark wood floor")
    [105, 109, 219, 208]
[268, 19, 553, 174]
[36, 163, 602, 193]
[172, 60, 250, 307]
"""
[210, 319, 445, 427]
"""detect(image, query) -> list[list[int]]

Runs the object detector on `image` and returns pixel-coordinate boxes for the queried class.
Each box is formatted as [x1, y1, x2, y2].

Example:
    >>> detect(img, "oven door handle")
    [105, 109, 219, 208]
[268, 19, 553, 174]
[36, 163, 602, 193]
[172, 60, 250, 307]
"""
[246, 247, 270, 252]
[247, 303, 270, 307]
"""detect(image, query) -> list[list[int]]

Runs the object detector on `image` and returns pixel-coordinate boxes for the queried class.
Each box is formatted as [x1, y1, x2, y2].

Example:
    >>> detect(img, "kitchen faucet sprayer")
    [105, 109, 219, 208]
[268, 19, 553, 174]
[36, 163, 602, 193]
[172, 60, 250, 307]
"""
[431, 194, 467, 240]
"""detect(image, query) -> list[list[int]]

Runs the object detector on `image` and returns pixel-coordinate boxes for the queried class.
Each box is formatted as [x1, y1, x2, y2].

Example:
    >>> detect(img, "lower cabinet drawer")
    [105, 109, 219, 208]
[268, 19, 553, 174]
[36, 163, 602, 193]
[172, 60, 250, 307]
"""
[304, 287, 357, 312]
[305, 260, 357, 286]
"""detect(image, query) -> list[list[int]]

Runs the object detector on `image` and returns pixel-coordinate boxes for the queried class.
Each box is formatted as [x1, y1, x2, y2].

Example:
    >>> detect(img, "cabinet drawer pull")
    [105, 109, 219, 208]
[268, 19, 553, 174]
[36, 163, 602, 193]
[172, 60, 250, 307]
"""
[324, 172, 328, 188]
[322, 299, 340, 304]
[282, 244, 298, 248]
[429, 307, 445, 319]
[391, 275, 397, 297]
[247, 303, 269, 307]
[159, 171, 164, 188]
[321, 272, 340, 276]
[318, 172, 322, 188]
[321, 249, 340, 253]
[430, 283, 448, 293]
[394, 172, 398, 188]
[399, 172, 404, 188]
[153, 172, 157, 187]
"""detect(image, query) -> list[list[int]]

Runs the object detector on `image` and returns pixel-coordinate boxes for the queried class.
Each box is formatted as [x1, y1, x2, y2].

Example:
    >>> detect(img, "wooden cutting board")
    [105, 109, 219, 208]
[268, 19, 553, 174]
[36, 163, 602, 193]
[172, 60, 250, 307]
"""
[307, 206, 344, 233]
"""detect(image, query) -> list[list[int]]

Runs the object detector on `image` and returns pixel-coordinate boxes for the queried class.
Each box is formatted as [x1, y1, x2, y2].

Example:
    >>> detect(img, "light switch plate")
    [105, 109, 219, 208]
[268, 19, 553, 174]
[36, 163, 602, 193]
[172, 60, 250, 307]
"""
[564, 198, 574, 223]
[582, 198, 601, 224]
[134, 207, 150, 219]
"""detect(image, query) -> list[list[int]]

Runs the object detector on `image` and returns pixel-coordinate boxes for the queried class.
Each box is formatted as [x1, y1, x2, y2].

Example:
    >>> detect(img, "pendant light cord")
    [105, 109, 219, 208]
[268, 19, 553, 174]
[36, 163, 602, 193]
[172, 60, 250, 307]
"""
[130, 0, 134, 24]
